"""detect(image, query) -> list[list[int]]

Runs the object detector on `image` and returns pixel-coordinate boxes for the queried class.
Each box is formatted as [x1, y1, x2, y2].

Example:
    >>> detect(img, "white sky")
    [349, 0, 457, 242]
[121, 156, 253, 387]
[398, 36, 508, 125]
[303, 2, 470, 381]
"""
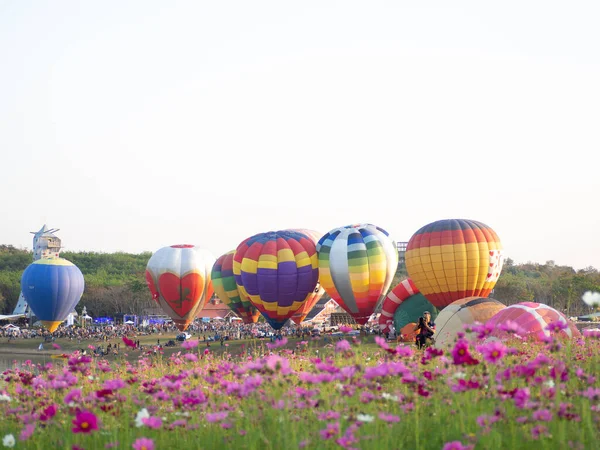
[1, 1, 599, 270]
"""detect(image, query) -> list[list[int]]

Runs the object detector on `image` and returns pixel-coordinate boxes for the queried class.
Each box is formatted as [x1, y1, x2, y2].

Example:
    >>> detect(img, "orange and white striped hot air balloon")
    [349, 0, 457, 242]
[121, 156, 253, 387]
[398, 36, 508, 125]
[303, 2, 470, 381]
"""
[405, 219, 504, 309]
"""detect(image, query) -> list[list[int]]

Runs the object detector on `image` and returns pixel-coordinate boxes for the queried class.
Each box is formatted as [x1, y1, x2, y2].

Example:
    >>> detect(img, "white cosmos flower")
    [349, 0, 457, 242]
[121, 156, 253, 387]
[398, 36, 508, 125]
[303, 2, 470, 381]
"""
[135, 408, 150, 427]
[2, 434, 15, 448]
[381, 393, 398, 401]
[0, 394, 11, 402]
[357, 414, 375, 423]
[582, 291, 600, 308]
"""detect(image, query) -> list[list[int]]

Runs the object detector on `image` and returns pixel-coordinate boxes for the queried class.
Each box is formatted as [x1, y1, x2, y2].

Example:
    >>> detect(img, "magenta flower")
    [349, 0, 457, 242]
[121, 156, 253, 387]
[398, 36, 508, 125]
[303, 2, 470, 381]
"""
[335, 340, 352, 352]
[374, 336, 391, 351]
[72, 411, 99, 434]
[206, 412, 228, 423]
[141, 416, 162, 429]
[182, 339, 199, 349]
[442, 441, 474, 450]
[319, 422, 340, 440]
[340, 325, 353, 333]
[498, 320, 526, 335]
[40, 404, 58, 421]
[532, 409, 553, 422]
[451, 340, 479, 366]
[476, 341, 507, 364]
[132, 437, 155, 450]
[52, 343, 61, 350]
[19, 423, 35, 441]
[378, 412, 400, 423]
[545, 321, 568, 333]
[122, 337, 136, 349]
[266, 337, 288, 349]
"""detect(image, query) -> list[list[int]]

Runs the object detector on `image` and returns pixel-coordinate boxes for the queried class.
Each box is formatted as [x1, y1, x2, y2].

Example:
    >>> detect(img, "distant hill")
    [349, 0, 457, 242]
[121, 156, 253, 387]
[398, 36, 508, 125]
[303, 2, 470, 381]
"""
[1, 245, 598, 317]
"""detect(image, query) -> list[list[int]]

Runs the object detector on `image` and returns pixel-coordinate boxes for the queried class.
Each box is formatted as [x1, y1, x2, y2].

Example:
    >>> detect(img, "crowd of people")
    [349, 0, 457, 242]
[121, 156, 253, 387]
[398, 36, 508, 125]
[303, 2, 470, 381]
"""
[0, 317, 381, 347]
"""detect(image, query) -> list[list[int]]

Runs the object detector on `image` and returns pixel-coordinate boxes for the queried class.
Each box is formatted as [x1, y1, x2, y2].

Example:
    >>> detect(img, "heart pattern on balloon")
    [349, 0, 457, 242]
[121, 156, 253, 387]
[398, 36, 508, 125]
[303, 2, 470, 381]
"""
[158, 272, 205, 317]
[145, 270, 159, 301]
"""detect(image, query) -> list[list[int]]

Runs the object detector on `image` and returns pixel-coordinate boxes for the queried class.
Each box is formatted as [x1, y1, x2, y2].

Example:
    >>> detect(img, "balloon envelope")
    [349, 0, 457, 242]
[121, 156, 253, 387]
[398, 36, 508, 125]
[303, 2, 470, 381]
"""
[288, 229, 326, 325]
[145, 244, 215, 331]
[317, 224, 398, 325]
[20, 258, 85, 332]
[378, 278, 438, 333]
[233, 229, 319, 330]
[211, 251, 260, 324]
[486, 302, 581, 341]
[405, 219, 504, 309]
[434, 296, 506, 349]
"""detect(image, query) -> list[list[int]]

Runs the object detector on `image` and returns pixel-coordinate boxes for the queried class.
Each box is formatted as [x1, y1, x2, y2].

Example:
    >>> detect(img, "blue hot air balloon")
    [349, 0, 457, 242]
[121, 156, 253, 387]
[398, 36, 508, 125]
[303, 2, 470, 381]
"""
[20, 258, 85, 332]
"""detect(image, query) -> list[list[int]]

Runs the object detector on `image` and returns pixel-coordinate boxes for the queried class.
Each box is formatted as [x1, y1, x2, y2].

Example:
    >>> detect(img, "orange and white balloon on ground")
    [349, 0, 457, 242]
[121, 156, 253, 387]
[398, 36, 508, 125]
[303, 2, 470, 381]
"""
[145, 244, 215, 331]
[434, 296, 507, 349]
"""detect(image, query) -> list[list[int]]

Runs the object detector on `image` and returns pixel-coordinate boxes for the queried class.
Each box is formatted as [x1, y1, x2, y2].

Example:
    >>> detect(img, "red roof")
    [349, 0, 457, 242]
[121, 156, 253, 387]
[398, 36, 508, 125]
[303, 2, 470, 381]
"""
[198, 299, 233, 319]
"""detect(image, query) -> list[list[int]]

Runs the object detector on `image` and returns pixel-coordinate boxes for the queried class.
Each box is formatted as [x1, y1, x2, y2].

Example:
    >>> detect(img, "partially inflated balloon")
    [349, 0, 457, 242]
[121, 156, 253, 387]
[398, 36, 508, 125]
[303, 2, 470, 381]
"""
[434, 297, 506, 348]
[211, 251, 260, 324]
[20, 258, 85, 332]
[486, 302, 581, 341]
[378, 278, 437, 333]
[317, 224, 398, 325]
[145, 245, 215, 331]
[233, 229, 319, 330]
[405, 219, 504, 309]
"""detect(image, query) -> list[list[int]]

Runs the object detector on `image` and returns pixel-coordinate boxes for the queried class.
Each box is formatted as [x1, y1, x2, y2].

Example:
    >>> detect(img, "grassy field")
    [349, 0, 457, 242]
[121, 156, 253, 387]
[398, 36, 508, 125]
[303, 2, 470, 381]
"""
[0, 331, 599, 449]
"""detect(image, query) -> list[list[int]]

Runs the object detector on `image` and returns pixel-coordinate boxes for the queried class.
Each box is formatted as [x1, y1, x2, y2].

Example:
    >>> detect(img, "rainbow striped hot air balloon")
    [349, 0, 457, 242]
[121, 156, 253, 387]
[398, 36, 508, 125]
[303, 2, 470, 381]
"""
[233, 229, 319, 330]
[20, 258, 85, 332]
[317, 224, 398, 325]
[211, 251, 260, 324]
[145, 245, 215, 331]
[405, 219, 504, 309]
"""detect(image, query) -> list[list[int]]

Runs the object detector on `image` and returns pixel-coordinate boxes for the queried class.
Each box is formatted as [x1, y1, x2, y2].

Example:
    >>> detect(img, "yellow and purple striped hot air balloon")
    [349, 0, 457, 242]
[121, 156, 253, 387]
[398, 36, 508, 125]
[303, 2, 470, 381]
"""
[233, 229, 319, 330]
[316, 224, 398, 325]
[405, 219, 504, 310]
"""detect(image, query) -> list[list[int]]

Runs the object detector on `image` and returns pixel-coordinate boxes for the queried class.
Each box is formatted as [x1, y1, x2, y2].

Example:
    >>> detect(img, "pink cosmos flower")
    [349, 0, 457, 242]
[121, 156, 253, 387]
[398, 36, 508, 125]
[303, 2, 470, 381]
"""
[476, 341, 507, 364]
[182, 339, 199, 349]
[498, 320, 526, 336]
[19, 423, 35, 441]
[319, 422, 340, 440]
[206, 412, 228, 423]
[451, 340, 479, 366]
[184, 353, 198, 362]
[142, 416, 162, 429]
[335, 340, 352, 352]
[132, 437, 155, 450]
[378, 412, 400, 423]
[72, 411, 99, 434]
[52, 343, 61, 349]
[583, 329, 600, 339]
[40, 404, 58, 421]
[122, 336, 136, 348]
[545, 321, 567, 333]
[532, 409, 553, 422]
[266, 337, 288, 349]
[442, 441, 474, 450]
[340, 325, 353, 333]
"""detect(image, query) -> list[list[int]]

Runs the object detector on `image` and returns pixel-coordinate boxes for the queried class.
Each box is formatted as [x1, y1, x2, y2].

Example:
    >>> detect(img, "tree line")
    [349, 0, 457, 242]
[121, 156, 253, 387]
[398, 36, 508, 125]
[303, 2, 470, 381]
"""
[1, 245, 599, 318]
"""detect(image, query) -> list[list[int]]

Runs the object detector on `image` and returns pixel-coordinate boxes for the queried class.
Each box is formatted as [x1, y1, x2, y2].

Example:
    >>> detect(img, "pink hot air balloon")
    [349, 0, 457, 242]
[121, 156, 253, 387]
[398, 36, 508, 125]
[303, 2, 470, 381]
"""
[486, 302, 581, 341]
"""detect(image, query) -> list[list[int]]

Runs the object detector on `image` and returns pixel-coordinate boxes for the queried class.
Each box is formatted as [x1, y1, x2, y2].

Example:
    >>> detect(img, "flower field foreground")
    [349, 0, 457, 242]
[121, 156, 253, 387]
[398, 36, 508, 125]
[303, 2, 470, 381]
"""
[1, 330, 600, 450]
